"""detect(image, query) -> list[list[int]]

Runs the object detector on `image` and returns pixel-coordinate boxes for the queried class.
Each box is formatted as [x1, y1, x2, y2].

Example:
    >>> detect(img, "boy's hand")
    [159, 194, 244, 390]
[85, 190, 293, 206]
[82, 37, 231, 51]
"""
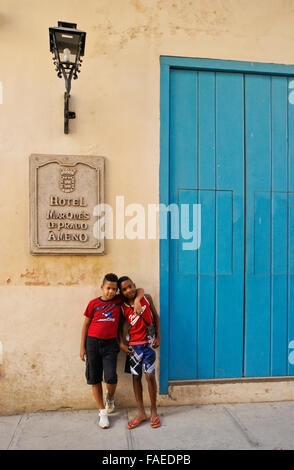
[80, 347, 87, 361]
[153, 336, 161, 349]
[134, 298, 143, 315]
[120, 343, 133, 355]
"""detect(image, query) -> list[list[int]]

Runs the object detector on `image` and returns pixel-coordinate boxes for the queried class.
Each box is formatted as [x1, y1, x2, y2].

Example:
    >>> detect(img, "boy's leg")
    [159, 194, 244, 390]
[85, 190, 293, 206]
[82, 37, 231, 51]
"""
[105, 383, 117, 400]
[132, 375, 147, 420]
[102, 339, 120, 411]
[85, 337, 104, 410]
[143, 346, 159, 423]
[128, 346, 147, 426]
[92, 383, 104, 410]
[92, 383, 110, 429]
[145, 373, 158, 420]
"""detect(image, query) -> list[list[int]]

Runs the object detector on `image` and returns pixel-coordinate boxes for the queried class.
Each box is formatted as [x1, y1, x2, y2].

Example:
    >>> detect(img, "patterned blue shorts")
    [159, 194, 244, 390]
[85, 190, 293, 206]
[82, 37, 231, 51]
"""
[126, 344, 156, 376]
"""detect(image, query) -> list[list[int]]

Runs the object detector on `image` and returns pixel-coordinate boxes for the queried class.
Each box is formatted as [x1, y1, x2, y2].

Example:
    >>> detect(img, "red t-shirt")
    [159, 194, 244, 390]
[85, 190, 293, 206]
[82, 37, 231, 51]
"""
[84, 294, 123, 339]
[121, 296, 153, 345]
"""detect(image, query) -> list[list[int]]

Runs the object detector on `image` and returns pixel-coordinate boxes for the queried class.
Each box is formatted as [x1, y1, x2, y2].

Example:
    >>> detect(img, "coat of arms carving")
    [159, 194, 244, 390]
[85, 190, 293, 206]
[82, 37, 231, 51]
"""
[60, 167, 76, 193]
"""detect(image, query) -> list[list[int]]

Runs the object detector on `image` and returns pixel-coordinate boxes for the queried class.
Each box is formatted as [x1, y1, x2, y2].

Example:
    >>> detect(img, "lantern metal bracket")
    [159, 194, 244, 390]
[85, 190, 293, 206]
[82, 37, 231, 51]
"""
[64, 92, 76, 134]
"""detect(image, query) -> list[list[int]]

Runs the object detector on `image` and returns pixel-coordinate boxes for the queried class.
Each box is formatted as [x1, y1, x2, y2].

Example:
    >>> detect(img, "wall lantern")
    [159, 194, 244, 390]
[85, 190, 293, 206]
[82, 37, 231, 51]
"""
[49, 21, 86, 134]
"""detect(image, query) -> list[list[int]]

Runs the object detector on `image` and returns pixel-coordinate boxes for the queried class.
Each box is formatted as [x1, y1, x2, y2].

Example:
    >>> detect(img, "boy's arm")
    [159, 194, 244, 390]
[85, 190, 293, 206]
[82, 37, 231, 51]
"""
[133, 287, 144, 314]
[118, 311, 132, 355]
[80, 317, 91, 361]
[145, 294, 161, 348]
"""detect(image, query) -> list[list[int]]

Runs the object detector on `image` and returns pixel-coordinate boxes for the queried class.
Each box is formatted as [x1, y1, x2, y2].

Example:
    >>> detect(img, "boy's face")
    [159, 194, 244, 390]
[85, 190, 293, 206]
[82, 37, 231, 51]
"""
[120, 279, 137, 300]
[101, 280, 118, 300]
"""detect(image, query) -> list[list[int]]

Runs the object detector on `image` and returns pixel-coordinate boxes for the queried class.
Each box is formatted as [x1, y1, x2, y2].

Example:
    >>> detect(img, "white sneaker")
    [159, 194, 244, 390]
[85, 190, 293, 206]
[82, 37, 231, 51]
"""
[99, 409, 110, 429]
[105, 392, 115, 414]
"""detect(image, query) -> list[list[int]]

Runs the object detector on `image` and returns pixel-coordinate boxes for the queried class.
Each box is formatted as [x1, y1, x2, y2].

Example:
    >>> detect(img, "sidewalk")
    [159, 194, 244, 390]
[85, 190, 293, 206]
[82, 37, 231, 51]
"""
[1, 401, 294, 450]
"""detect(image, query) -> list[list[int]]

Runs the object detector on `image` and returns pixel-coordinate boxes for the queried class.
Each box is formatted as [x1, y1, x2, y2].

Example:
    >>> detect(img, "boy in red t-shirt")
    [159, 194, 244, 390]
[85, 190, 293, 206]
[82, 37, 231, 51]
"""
[118, 276, 161, 429]
[80, 273, 144, 429]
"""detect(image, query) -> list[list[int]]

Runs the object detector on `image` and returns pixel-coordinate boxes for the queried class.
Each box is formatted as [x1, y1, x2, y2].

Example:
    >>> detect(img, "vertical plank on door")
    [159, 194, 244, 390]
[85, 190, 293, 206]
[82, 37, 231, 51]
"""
[271, 77, 288, 376]
[198, 72, 216, 378]
[245, 75, 271, 377]
[169, 69, 198, 380]
[215, 73, 245, 378]
[287, 77, 294, 376]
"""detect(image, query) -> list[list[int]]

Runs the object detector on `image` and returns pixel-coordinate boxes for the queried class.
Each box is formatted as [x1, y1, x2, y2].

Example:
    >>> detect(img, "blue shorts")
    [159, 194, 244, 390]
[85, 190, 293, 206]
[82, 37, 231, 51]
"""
[126, 344, 156, 376]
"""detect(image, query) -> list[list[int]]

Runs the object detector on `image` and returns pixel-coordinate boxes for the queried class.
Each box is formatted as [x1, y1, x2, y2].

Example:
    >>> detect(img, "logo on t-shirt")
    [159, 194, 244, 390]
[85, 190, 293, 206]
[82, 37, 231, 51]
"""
[129, 305, 147, 326]
[103, 308, 113, 318]
[93, 303, 120, 322]
[98, 318, 115, 322]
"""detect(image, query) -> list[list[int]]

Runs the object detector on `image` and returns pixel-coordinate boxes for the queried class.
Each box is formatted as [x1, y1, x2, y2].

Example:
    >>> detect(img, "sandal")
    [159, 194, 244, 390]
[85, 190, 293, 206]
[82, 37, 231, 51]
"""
[127, 417, 147, 429]
[150, 415, 161, 428]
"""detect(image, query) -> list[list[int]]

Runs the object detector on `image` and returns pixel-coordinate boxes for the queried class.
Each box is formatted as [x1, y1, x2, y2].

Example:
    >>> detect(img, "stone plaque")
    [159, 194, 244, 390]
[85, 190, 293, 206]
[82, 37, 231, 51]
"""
[30, 154, 104, 254]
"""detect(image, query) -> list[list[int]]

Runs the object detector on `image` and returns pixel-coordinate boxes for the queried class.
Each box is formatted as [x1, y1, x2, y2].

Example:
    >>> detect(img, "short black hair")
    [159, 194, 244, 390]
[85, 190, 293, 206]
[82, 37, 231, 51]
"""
[103, 273, 118, 285]
[118, 276, 132, 290]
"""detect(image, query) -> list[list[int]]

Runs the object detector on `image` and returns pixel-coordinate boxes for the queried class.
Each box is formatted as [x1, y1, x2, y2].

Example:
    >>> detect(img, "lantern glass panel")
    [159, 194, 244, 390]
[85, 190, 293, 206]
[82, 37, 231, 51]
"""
[54, 30, 81, 59]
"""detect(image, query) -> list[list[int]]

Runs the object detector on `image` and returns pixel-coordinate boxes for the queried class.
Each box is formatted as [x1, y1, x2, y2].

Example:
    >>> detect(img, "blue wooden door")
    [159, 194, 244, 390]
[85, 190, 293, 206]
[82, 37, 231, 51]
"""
[160, 58, 294, 391]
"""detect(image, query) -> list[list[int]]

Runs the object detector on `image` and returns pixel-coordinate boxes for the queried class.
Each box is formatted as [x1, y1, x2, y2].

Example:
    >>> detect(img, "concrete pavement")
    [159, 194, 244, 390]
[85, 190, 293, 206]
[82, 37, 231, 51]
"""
[1, 401, 294, 450]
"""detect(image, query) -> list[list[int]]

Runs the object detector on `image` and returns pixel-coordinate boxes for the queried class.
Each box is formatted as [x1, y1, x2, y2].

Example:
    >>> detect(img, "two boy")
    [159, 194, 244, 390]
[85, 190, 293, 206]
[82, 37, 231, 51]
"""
[80, 273, 160, 429]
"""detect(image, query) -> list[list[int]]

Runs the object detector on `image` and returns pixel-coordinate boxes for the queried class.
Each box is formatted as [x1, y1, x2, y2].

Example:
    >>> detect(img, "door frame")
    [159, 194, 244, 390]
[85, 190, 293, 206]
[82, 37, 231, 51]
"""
[159, 56, 294, 394]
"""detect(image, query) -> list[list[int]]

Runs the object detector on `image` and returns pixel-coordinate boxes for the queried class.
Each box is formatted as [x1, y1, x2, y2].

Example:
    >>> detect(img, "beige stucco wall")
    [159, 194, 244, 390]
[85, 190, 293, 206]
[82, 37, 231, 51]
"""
[2, 0, 294, 415]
